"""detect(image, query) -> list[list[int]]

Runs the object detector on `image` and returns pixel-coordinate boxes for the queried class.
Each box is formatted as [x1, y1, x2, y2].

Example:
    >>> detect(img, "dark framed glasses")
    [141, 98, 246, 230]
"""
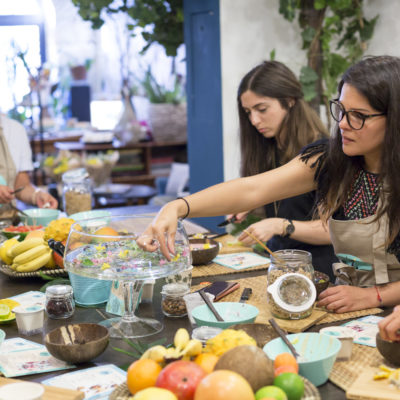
[329, 100, 386, 130]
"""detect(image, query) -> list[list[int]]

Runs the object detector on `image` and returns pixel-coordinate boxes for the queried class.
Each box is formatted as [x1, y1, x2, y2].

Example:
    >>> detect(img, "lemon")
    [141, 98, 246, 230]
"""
[0, 304, 10, 320]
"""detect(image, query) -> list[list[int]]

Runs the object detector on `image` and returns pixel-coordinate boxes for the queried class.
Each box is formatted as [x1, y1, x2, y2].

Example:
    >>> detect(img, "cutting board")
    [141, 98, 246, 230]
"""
[346, 367, 400, 399]
[0, 377, 84, 400]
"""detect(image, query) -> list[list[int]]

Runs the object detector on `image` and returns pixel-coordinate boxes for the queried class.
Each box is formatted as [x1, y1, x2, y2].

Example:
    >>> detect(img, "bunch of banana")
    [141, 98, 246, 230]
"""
[0, 237, 19, 265]
[7, 238, 52, 272]
[140, 328, 202, 364]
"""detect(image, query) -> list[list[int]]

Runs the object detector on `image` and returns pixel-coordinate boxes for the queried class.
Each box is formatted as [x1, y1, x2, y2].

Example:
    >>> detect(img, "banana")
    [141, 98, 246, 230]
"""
[9, 238, 45, 259]
[13, 245, 49, 265]
[174, 328, 190, 352]
[180, 339, 202, 357]
[15, 250, 51, 272]
[0, 238, 19, 265]
[140, 345, 167, 363]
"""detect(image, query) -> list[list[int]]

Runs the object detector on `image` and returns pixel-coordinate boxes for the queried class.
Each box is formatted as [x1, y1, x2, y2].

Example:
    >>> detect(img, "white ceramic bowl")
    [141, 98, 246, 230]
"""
[0, 382, 44, 400]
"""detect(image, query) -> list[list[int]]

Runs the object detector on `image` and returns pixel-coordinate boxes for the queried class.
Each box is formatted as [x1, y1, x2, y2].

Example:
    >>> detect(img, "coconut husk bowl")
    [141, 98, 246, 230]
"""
[314, 271, 330, 297]
[190, 238, 220, 265]
[230, 323, 279, 348]
[44, 323, 109, 364]
[376, 332, 400, 367]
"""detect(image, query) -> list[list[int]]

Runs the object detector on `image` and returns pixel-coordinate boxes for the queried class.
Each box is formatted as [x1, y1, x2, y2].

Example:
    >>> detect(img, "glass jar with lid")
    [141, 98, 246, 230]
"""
[62, 168, 92, 216]
[45, 284, 75, 319]
[267, 249, 315, 320]
[161, 283, 190, 317]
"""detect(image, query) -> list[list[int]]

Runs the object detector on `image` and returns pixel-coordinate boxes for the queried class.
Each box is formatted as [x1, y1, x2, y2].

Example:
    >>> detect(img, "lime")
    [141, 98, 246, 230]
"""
[273, 372, 304, 400]
[0, 304, 10, 320]
[255, 385, 288, 400]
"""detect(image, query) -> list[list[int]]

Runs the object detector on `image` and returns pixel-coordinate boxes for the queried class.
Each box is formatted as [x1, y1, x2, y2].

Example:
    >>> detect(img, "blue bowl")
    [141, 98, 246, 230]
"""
[19, 208, 60, 226]
[263, 332, 341, 386]
[191, 302, 259, 329]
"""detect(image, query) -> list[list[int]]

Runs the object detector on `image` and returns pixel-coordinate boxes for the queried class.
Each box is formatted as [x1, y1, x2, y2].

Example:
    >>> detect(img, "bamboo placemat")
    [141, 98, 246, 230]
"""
[329, 344, 383, 391]
[192, 275, 328, 333]
[316, 307, 383, 325]
[192, 235, 269, 278]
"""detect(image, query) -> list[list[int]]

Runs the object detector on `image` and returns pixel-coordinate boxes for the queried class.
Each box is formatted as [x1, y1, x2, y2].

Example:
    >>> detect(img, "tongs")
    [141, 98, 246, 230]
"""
[48, 239, 65, 257]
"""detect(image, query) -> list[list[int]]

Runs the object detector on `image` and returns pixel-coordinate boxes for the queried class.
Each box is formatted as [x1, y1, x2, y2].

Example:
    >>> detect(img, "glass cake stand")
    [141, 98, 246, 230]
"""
[64, 214, 190, 338]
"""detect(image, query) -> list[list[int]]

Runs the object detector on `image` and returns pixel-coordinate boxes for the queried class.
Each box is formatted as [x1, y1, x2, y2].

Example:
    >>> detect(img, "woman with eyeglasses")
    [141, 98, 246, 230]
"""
[141, 55, 400, 313]
[228, 61, 336, 280]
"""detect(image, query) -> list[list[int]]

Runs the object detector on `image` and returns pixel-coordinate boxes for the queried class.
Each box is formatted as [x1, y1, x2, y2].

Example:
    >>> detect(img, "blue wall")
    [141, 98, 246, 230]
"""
[183, 0, 224, 232]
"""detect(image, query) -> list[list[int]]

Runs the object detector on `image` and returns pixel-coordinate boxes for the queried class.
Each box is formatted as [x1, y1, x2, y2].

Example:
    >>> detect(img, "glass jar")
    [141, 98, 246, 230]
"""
[267, 249, 315, 320]
[45, 284, 75, 319]
[161, 283, 190, 317]
[62, 168, 92, 216]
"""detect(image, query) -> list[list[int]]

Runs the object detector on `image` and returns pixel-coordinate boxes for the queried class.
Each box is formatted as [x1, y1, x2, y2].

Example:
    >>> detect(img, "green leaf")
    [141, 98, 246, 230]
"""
[269, 49, 276, 61]
[301, 26, 316, 46]
[279, 0, 297, 21]
[314, 0, 326, 10]
[229, 214, 262, 237]
[300, 66, 318, 102]
[112, 347, 141, 359]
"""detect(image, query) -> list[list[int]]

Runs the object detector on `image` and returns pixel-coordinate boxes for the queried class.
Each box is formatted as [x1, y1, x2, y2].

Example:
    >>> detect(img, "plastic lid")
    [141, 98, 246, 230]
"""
[62, 168, 89, 183]
[161, 283, 190, 297]
[46, 284, 74, 297]
[267, 273, 316, 313]
[192, 326, 223, 343]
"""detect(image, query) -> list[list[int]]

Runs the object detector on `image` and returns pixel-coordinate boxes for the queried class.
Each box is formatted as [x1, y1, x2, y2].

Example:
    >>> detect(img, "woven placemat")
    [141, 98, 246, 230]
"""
[329, 344, 383, 391]
[192, 275, 328, 333]
[109, 378, 320, 400]
[316, 307, 383, 325]
[192, 235, 269, 278]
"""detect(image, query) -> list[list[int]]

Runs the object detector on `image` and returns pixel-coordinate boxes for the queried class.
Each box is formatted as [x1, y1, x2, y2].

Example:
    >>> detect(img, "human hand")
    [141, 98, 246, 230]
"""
[237, 218, 283, 245]
[378, 305, 400, 342]
[36, 191, 58, 209]
[0, 185, 14, 204]
[317, 285, 376, 313]
[227, 211, 248, 224]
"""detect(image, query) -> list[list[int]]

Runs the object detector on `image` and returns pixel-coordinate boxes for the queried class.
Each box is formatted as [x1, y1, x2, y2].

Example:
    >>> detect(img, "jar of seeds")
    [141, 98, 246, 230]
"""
[267, 249, 315, 320]
[62, 168, 92, 215]
[161, 283, 190, 317]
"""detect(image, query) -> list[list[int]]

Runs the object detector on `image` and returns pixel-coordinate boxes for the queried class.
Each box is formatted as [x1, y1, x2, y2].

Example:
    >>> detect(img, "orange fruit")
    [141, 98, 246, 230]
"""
[274, 365, 298, 377]
[273, 352, 298, 373]
[127, 359, 162, 395]
[274, 372, 304, 400]
[94, 227, 119, 236]
[194, 370, 254, 400]
[194, 353, 219, 374]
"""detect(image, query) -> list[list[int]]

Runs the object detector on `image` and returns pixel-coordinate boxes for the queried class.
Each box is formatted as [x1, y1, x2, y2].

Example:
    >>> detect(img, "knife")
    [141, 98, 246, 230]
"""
[217, 216, 237, 227]
[239, 287, 252, 303]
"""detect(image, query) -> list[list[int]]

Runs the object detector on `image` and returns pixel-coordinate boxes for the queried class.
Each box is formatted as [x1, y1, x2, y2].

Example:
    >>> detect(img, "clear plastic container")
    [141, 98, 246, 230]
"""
[161, 283, 190, 317]
[267, 249, 315, 319]
[62, 168, 92, 216]
[45, 284, 75, 319]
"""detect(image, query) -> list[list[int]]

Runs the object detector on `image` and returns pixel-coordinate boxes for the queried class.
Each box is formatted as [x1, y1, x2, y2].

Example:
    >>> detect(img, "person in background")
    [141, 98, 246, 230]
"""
[141, 55, 400, 313]
[0, 114, 57, 218]
[228, 61, 336, 280]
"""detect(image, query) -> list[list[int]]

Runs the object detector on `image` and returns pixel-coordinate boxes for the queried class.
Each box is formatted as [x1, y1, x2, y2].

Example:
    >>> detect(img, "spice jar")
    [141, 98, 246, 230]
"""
[267, 249, 315, 320]
[62, 168, 92, 216]
[45, 284, 75, 319]
[161, 283, 190, 317]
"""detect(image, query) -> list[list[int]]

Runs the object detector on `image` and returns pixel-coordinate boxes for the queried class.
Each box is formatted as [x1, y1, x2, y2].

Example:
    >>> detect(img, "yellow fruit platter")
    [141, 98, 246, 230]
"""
[0, 299, 20, 324]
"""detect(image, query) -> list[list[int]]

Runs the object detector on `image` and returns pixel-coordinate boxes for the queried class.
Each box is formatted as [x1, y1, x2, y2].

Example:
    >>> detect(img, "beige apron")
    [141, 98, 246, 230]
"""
[0, 118, 18, 219]
[329, 207, 400, 287]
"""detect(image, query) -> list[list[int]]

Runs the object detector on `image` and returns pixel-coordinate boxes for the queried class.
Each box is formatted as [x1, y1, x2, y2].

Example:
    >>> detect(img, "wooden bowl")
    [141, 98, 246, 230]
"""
[44, 323, 109, 364]
[376, 332, 400, 367]
[314, 271, 330, 296]
[190, 238, 220, 265]
[230, 323, 279, 348]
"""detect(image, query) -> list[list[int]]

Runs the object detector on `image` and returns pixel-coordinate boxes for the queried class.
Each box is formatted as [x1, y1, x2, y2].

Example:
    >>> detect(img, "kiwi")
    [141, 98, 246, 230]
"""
[214, 344, 274, 391]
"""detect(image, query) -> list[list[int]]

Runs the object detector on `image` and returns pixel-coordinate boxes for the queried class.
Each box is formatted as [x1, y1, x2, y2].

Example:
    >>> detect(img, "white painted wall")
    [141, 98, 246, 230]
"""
[219, 0, 400, 182]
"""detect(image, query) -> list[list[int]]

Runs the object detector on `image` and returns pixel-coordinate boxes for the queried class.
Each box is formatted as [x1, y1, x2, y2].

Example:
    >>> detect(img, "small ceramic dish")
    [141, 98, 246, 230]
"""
[189, 238, 220, 265]
[191, 302, 259, 329]
[19, 208, 60, 226]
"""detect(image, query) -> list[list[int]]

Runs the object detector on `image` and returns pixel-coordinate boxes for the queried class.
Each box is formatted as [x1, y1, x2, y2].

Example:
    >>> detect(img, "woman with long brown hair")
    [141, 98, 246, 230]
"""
[230, 61, 336, 279]
[142, 55, 400, 313]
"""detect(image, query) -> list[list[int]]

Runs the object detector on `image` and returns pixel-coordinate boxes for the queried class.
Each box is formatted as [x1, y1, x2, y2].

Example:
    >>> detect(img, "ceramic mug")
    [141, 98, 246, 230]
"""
[165, 265, 193, 287]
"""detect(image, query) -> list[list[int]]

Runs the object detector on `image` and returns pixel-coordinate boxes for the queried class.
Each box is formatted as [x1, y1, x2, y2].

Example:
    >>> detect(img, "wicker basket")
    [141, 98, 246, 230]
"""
[148, 103, 187, 142]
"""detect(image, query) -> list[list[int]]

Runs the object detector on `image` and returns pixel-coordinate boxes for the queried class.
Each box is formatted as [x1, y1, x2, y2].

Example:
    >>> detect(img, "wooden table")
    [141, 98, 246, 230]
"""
[0, 204, 366, 399]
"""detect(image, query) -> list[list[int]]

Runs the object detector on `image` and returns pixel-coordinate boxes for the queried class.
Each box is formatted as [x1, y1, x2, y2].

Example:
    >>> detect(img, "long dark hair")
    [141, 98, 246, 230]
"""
[237, 61, 328, 177]
[319, 55, 400, 243]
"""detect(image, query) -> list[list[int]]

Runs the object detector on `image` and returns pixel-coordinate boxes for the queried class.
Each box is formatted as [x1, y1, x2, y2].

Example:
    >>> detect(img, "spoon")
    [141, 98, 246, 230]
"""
[268, 318, 301, 360]
[199, 289, 224, 322]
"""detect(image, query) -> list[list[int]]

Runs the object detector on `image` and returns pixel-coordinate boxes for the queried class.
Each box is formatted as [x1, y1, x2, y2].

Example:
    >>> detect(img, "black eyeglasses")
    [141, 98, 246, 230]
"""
[329, 100, 386, 130]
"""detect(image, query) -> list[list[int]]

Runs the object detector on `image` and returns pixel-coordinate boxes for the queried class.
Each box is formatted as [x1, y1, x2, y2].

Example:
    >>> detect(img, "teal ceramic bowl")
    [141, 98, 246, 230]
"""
[19, 208, 60, 226]
[191, 302, 259, 329]
[263, 332, 341, 386]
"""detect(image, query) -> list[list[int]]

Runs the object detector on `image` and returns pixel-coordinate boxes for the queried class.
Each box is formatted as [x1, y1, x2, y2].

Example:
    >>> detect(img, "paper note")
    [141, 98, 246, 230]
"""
[9, 291, 46, 307]
[342, 315, 384, 347]
[213, 252, 269, 270]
